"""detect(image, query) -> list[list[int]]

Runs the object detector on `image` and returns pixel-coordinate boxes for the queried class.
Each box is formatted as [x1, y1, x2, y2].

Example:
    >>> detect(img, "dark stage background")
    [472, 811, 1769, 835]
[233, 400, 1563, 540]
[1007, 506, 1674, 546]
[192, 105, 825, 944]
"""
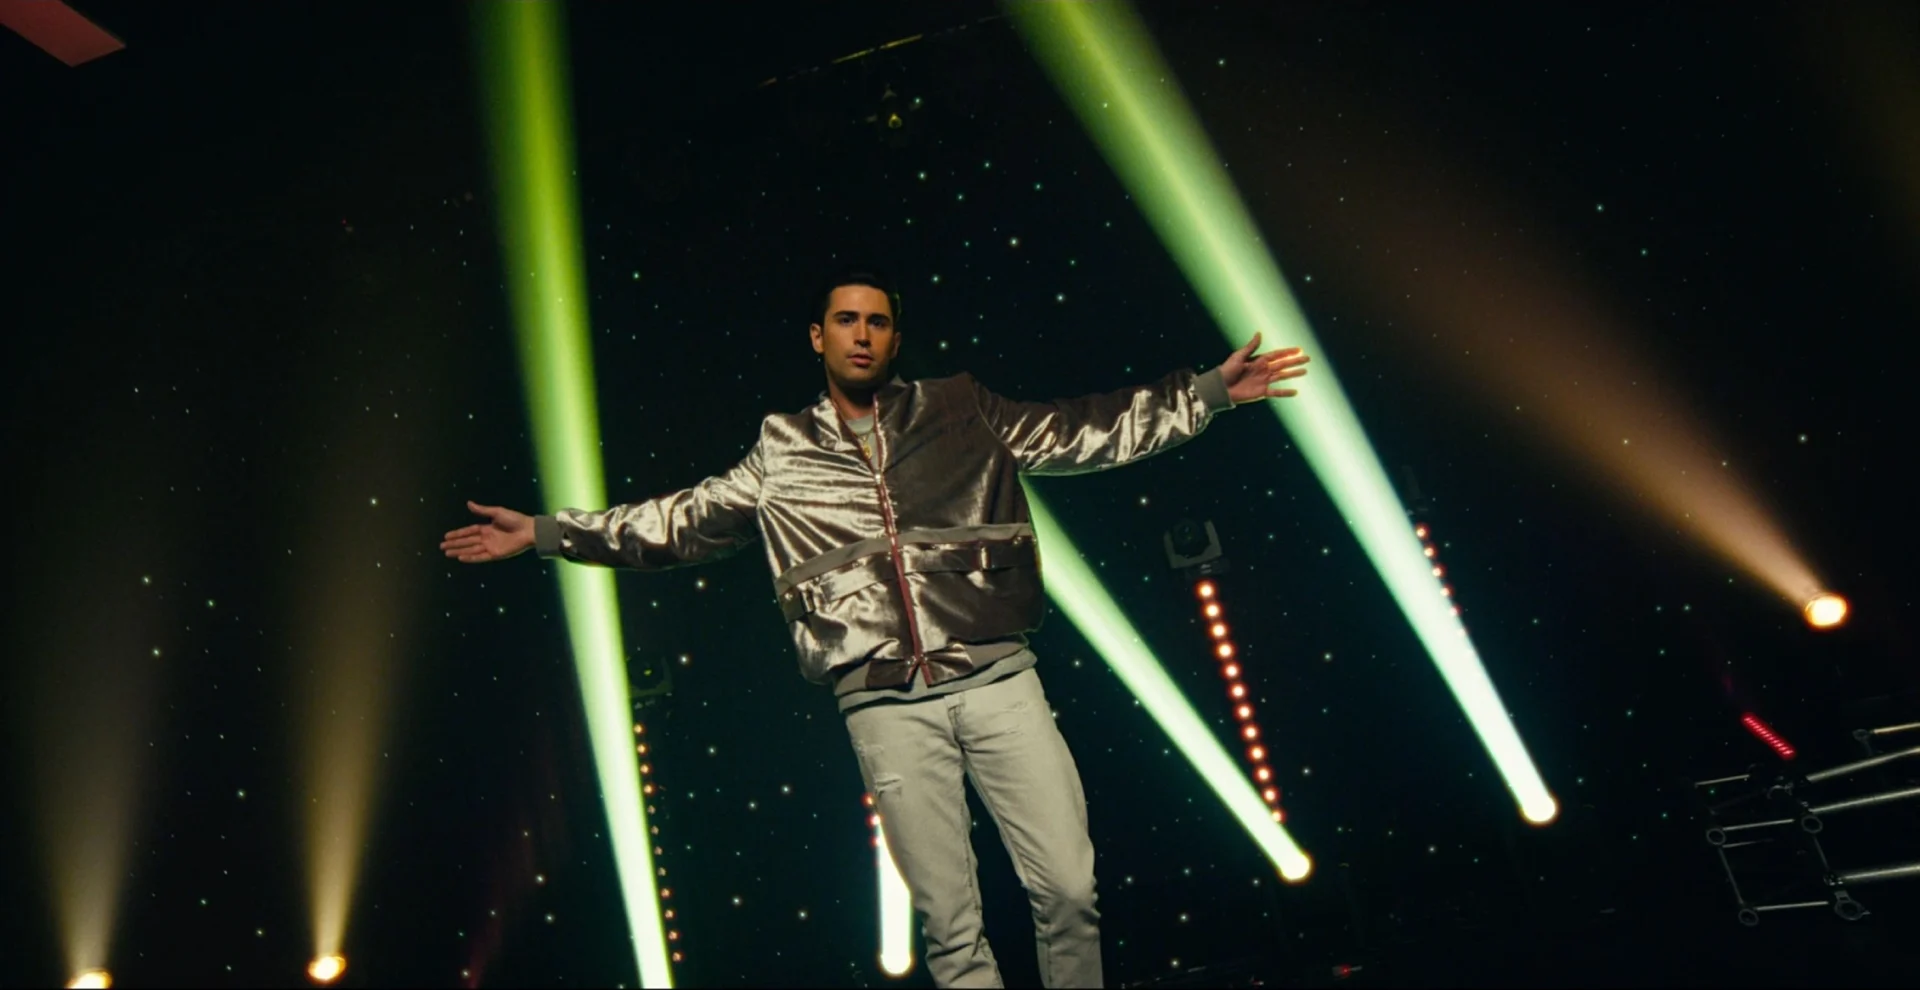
[4, 2, 1919, 987]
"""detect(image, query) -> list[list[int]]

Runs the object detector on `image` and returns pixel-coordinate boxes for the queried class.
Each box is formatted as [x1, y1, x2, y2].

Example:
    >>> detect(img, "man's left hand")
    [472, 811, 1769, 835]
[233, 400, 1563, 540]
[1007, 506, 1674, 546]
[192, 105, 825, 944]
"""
[1221, 332, 1310, 404]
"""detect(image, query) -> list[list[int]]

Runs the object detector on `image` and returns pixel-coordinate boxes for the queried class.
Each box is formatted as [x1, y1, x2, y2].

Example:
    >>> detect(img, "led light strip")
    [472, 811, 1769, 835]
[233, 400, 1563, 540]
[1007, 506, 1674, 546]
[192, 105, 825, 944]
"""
[1194, 579, 1283, 820]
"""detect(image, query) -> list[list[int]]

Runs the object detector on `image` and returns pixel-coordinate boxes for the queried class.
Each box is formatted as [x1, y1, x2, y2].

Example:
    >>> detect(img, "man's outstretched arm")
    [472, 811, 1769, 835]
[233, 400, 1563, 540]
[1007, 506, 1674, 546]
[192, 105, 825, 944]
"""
[971, 332, 1308, 476]
[442, 441, 765, 570]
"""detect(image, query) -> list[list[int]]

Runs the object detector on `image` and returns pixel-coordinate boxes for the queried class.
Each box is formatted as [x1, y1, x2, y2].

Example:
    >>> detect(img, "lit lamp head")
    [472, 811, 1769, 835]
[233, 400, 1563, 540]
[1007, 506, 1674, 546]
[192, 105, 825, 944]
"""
[1804, 593, 1849, 630]
[308, 955, 346, 984]
[67, 972, 112, 990]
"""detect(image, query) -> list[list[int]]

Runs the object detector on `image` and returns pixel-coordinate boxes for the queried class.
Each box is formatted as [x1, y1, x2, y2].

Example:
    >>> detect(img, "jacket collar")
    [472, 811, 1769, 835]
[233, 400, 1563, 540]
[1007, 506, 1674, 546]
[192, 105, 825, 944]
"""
[811, 376, 909, 445]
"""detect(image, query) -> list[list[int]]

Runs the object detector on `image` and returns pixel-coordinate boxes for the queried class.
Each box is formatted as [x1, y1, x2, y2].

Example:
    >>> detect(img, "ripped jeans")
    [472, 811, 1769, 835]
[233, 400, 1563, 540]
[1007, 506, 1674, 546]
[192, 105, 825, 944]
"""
[845, 667, 1103, 989]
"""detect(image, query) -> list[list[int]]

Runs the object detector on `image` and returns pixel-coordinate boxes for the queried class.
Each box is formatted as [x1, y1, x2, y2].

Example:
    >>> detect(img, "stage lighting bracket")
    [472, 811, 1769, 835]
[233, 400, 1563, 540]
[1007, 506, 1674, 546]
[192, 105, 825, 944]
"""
[1692, 729, 1920, 927]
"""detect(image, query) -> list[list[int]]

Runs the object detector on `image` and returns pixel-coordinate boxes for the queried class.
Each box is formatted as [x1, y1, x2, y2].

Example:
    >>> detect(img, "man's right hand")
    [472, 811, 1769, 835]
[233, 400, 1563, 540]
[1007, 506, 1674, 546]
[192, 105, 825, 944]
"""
[441, 500, 536, 563]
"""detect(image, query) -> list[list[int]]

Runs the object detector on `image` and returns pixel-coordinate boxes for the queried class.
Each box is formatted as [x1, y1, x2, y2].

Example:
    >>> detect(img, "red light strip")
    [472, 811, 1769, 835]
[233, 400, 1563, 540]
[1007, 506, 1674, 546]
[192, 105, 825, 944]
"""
[1412, 522, 1463, 629]
[1195, 579, 1284, 821]
[1739, 712, 1797, 761]
[635, 721, 686, 964]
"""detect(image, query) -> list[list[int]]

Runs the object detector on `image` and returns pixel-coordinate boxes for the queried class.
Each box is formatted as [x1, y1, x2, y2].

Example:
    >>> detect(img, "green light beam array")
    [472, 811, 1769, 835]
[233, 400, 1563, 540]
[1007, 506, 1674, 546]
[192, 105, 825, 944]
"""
[1026, 482, 1314, 879]
[473, 3, 673, 985]
[1009, 1, 1557, 825]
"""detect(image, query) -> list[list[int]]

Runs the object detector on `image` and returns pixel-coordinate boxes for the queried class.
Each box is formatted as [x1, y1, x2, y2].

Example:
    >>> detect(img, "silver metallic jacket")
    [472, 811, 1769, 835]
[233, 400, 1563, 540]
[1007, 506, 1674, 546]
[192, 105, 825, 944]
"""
[535, 367, 1234, 689]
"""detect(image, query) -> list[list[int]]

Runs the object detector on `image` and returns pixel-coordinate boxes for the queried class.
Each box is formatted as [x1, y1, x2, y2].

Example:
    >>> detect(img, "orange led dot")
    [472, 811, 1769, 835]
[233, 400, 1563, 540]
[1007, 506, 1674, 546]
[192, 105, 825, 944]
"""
[1223, 663, 1240, 678]
[1236, 704, 1253, 720]
[669, 931, 680, 941]
[863, 793, 874, 806]
[1431, 565, 1445, 578]
[1250, 745, 1266, 761]
[1440, 586, 1452, 597]
[661, 888, 672, 899]
[869, 814, 881, 827]
[1229, 683, 1246, 699]
[634, 724, 645, 734]
[1197, 581, 1216, 599]
[672, 952, 684, 963]
[1423, 546, 1437, 558]
[643, 783, 655, 795]
[1204, 603, 1220, 618]
[1210, 622, 1229, 638]
[1216, 643, 1235, 659]
[1272, 809, 1284, 822]
[640, 763, 652, 775]
[1243, 725, 1259, 740]
[654, 846, 664, 856]
[1450, 606, 1461, 616]
[1263, 787, 1278, 802]
[1415, 525, 1429, 539]
[1255, 766, 1272, 781]
[664, 909, 675, 920]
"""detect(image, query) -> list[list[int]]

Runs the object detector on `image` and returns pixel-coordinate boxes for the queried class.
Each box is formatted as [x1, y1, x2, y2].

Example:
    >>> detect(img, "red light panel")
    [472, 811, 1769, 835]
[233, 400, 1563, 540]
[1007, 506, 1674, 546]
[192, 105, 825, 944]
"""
[1739, 712, 1797, 760]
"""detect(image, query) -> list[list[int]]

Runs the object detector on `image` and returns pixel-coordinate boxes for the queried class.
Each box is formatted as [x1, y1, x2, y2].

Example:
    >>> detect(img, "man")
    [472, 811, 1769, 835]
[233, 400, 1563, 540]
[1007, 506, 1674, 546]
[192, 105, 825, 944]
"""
[440, 269, 1309, 988]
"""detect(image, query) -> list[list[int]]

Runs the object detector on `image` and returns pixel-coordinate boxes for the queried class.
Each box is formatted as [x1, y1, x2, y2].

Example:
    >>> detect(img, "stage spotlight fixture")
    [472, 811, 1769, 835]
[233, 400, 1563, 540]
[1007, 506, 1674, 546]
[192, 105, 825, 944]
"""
[1165, 518, 1225, 575]
[66, 972, 111, 990]
[870, 85, 917, 149]
[1805, 593, 1849, 630]
[307, 955, 345, 984]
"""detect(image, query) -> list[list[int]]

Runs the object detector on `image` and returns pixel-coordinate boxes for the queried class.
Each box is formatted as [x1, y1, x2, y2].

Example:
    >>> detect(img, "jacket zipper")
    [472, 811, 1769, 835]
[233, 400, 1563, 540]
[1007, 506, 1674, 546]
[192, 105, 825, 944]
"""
[859, 395, 931, 685]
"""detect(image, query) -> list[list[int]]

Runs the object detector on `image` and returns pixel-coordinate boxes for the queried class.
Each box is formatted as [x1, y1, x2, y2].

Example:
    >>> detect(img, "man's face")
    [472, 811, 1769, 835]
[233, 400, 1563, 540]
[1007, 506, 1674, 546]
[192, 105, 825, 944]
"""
[810, 284, 899, 391]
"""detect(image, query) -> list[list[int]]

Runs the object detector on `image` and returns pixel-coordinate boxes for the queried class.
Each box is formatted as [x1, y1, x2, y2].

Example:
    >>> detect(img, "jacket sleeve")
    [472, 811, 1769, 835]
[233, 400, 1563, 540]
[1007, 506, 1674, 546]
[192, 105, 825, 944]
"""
[533, 440, 764, 570]
[968, 366, 1235, 476]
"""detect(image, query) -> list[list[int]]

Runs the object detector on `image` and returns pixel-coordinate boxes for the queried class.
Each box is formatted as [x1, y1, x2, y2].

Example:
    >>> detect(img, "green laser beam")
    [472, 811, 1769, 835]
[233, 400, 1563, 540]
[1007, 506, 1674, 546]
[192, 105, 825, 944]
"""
[473, 3, 673, 986]
[1027, 482, 1313, 878]
[1009, 1, 1557, 824]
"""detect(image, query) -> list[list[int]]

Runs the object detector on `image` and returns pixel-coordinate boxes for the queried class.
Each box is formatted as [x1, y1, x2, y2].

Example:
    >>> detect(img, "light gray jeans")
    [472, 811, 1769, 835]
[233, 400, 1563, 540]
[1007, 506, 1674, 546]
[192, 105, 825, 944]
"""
[845, 667, 1103, 989]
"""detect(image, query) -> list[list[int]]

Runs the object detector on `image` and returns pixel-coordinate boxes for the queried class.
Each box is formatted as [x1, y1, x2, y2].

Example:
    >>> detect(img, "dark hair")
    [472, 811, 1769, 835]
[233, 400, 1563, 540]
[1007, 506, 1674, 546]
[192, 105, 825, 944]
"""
[814, 267, 902, 326]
